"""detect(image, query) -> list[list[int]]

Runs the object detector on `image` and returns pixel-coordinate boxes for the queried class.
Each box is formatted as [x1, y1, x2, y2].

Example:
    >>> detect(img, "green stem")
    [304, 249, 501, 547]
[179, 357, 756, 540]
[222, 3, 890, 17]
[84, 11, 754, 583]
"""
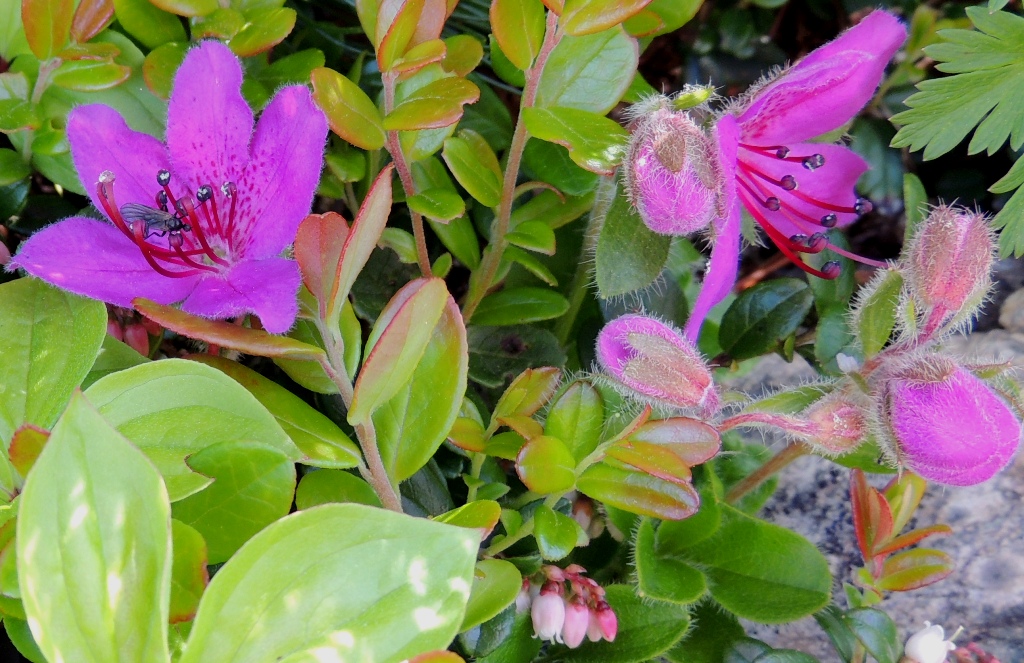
[484, 493, 562, 556]
[462, 11, 562, 322]
[725, 443, 808, 505]
[465, 452, 486, 502]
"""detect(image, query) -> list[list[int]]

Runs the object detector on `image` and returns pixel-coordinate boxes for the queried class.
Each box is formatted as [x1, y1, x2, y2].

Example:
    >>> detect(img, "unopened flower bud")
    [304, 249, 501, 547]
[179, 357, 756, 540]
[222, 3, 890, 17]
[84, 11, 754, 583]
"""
[0, 241, 10, 267]
[593, 601, 617, 642]
[561, 599, 589, 649]
[123, 323, 150, 356]
[904, 622, 957, 663]
[623, 102, 724, 235]
[531, 583, 565, 642]
[586, 610, 603, 643]
[107, 319, 124, 342]
[596, 314, 718, 415]
[879, 357, 1021, 486]
[802, 394, 868, 454]
[516, 579, 532, 614]
[905, 206, 995, 335]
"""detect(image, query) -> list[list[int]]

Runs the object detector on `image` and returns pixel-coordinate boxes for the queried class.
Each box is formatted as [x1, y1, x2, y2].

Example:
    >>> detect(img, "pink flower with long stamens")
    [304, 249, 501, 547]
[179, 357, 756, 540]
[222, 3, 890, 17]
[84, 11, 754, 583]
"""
[625, 11, 906, 341]
[9, 41, 328, 333]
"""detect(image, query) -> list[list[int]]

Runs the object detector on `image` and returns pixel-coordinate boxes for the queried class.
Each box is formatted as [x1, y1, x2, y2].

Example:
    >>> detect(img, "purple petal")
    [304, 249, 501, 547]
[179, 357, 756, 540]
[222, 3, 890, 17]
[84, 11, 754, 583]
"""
[166, 40, 253, 194]
[8, 217, 200, 306]
[685, 115, 741, 342]
[231, 85, 329, 259]
[68, 105, 171, 213]
[738, 11, 906, 145]
[736, 143, 867, 237]
[180, 257, 301, 333]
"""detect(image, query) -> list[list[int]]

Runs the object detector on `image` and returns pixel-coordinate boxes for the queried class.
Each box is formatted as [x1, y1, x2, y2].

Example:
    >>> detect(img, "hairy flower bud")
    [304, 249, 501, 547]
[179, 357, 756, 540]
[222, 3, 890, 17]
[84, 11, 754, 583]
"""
[561, 600, 589, 649]
[623, 102, 724, 235]
[802, 394, 868, 454]
[904, 206, 995, 335]
[531, 584, 565, 642]
[904, 622, 957, 663]
[596, 314, 718, 415]
[879, 356, 1021, 486]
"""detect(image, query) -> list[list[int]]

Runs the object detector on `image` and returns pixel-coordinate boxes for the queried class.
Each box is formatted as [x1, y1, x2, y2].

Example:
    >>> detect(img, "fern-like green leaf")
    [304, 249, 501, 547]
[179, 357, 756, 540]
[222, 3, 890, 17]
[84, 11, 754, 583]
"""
[891, 6, 1024, 160]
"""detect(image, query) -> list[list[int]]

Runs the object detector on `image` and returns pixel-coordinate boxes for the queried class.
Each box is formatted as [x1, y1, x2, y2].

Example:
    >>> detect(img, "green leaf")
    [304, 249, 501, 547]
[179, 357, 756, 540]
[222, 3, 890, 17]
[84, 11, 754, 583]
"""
[468, 325, 567, 389]
[178, 504, 479, 663]
[17, 394, 171, 663]
[172, 440, 296, 564]
[533, 504, 580, 560]
[169, 519, 208, 624]
[522, 107, 628, 174]
[190, 355, 361, 469]
[296, 469, 383, 509]
[82, 334, 148, 392]
[645, 0, 703, 35]
[408, 187, 466, 222]
[0, 148, 29, 186]
[5, 617, 46, 663]
[227, 7, 296, 56]
[476, 611, 542, 663]
[272, 319, 338, 395]
[903, 172, 928, 242]
[51, 58, 131, 91]
[522, 139, 599, 196]
[312, 66, 386, 150]
[0, 98, 38, 132]
[488, 34, 526, 88]
[384, 76, 480, 131]
[507, 219, 556, 254]
[554, 585, 690, 662]
[516, 435, 576, 494]
[505, 245, 558, 286]
[561, 0, 655, 36]
[577, 462, 699, 520]
[595, 177, 671, 298]
[21, 0, 73, 59]
[681, 504, 831, 623]
[718, 278, 813, 361]
[489, 0, 545, 70]
[634, 518, 706, 605]
[665, 602, 744, 663]
[84, 359, 299, 501]
[151, 0, 218, 16]
[544, 381, 604, 462]
[190, 6, 244, 39]
[855, 269, 903, 358]
[0, 278, 106, 445]
[492, 366, 562, 421]
[142, 41, 188, 99]
[843, 608, 899, 663]
[432, 216, 481, 268]
[461, 559, 522, 632]
[891, 7, 1024, 160]
[472, 287, 570, 325]
[443, 131, 503, 207]
[113, 0, 187, 48]
[655, 483, 721, 554]
[537, 26, 639, 114]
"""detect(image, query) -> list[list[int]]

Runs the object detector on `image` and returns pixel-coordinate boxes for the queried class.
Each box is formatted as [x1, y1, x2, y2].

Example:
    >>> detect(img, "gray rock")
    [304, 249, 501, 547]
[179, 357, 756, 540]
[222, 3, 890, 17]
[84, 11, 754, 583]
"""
[998, 290, 1024, 334]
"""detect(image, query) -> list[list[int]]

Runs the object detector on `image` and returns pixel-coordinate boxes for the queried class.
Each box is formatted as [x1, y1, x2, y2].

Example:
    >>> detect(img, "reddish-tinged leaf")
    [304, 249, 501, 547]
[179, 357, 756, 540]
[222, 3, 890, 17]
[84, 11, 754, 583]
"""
[577, 462, 699, 520]
[492, 366, 561, 421]
[623, 9, 663, 37]
[850, 469, 893, 562]
[134, 298, 326, 360]
[311, 67, 386, 150]
[22, 0, 74, 59]
[448, 416, 486, 452]
[294, 211, 350, 319]
[377, 0, 425, 71]
[142, 41, 187, 99]
[58, 41, 119, 60]
[394, 38, 446, 75]
[541, 0, 563, 13]
[383, 76, 480, 131]
[71, 0, 115, 42]
[490, 0, 545, 71]
[561, 0, 654, 36]
[626, 417, 720, 465]
[410, 0, 447, 47]
[877, 548, 954, 592]
[884, 471, 926, 535]
[873, 524, 953, 557]
[408, 652, 464, 663]
[169, 520, 208, 624]
[8, 425, 49, 477]
[607, 441, 692, 484]
[227, 7, 296, 57]
[497, 414, 543, 441]
[434, 500, 501, 537]
[607, 404, 653, 443]
[190, 7, 244, 39]
[149, 0, 216, 17]
[516, 435, 576, 494]
[442, 34, 483, 76]
[51, 58, 131, 91]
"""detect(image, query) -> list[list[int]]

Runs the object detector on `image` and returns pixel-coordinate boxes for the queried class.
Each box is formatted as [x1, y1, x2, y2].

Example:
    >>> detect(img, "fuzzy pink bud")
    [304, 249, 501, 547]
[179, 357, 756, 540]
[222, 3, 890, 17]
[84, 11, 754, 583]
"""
[623, 103, 724, 235]
[594, 602, 617, 642]
[561, 600, 589, 649]
[802, 395, 868, 454]
[531, 584, 565, 642]
[880, 357, 1021, 486]
[596, 314, 718, 415]
[904, 622, 957, 663]
[905, 206, 994, 333]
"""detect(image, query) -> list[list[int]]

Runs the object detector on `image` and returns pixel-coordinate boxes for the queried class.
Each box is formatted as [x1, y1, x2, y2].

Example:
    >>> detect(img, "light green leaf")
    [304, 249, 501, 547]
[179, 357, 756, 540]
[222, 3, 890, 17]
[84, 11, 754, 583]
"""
[536, 26, 639, 114]
[312, 66, 386, 150]
[472, 287, 570, 326]
[169, 520, 208, 624]
[489, 0, 545, 70]
[522, 107, 627, 174]
[296, 469, 383, 509]
[112, 0, 187, 48]
[460, 559, 521, 632]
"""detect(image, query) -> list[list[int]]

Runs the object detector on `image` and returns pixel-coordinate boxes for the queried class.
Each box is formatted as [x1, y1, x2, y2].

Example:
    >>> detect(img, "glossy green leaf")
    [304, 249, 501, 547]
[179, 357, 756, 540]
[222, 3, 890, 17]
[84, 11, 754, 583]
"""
[113, 0, 187, 48]
[842, 608, 899, 663]
[152, 0, 216, 17]
[682, 504, 831, 623]
[718, 278, 814, 361]
[5, 617, 45, 663]
[0, 148, 29, 186]
[51, 58, 131, 91]
[903, 173, 928, 243]
[522, 107, 627, 174]
[190, 7, 244, 39]
[545, 381, 604, 461]
[178, 504, 478, 663]
[172, 440, 296, 564]
[435, 500, 501, 536]
[169, 520, 208, 624]
[536, 26, 638, 114]
[394, 38, 447, 76]
[474, 609, 541, 663]
[375, 0, 426, 71]
[443, 34, 484, 77]
[191, 355, 360, 469]
[84, 359, 299, 501]
[473, 287, 570, 326]
[82, 334, 148, 390]
[634, 518, 706, 604]
[142, 41, 187, 99]
[408, 187, 466, 222]
[595, 177, 671, 297]
[561, 0, 654, 36]
[646, 0, 703, 35]
[487, 34, 526, 88]
[489, 0, 545, 70]
[856, 269, 903, 358]
[312, 66, 386, 150]
[0, 278, 106, 445]
[374, 294, 468, 481]
[272, 318, 339, 395]
[505, 245, 558, 286]
[507, 219, 556, 254]
[227, 7, 296, 57]
[21, 0, 73, 59]
[516, 435, 576, 494]
[877, 548, 954, 591]
[17, 393, 171, 663]
[0, 98, 38, 131]
[461, 559, 521, 632]
[296, 469, 382, 509]
[533, 504, 580, 560]
[578, 462, 699, 520]
[443, 132, 503, 207]
[493, 366, 561, 422]
[555, 584, 690, 662]
[385, 76, 479, 131]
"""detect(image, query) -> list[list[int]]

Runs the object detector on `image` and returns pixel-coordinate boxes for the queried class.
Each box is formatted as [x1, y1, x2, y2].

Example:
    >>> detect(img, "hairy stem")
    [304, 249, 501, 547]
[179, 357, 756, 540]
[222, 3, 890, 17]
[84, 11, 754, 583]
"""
[725, 442, 808, 505]
[462, 11, 562, 322]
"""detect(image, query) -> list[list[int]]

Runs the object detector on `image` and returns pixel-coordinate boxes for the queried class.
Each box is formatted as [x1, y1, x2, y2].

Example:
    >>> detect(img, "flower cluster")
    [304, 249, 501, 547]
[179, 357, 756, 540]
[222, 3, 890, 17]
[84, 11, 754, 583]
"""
[518, 565, 617, 649]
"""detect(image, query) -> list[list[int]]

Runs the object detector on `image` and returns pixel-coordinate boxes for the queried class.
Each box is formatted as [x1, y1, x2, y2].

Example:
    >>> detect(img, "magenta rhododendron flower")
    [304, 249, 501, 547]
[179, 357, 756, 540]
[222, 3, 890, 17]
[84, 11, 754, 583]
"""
[880, 358, 1021, 486]
[9, 41, 328, 333]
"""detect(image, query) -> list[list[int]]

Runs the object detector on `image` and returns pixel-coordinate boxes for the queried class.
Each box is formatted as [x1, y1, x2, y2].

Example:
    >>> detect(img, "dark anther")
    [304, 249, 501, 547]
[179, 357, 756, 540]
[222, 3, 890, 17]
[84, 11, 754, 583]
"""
[169, 233, 184, 249]
[820, 213, 838, 228]
[157, 169, 171, 186]
[221, 181, 236, 197]
[156, 190, 168, 209]
[197, 185, 213, 202]
[802, 154, 825, 170]
[765, 197, 781, 211]
[775, 147, 790, 159]
[790, 234, 808, 244]
[807, 232, 828, 251]
[780, 175, 797, 190]
[821, 261, 842, 279]
[854, 198, 873, 215]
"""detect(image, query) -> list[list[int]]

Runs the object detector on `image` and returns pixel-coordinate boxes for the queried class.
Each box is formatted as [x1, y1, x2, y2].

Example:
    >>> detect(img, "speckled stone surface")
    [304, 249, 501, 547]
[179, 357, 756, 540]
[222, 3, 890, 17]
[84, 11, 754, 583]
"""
[721, 333, 1024, 661]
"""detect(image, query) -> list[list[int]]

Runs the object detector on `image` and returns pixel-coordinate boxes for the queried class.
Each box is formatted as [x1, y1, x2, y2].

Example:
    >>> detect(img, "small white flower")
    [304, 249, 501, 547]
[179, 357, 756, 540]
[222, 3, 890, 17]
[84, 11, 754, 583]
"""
[531, 590, 565, 642]
[904, 622, 958, 663]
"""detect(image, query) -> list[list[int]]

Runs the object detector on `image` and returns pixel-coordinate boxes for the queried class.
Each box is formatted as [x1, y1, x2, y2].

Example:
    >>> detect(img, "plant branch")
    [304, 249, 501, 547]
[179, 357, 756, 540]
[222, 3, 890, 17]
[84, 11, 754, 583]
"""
[725, 442, 808, 505]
